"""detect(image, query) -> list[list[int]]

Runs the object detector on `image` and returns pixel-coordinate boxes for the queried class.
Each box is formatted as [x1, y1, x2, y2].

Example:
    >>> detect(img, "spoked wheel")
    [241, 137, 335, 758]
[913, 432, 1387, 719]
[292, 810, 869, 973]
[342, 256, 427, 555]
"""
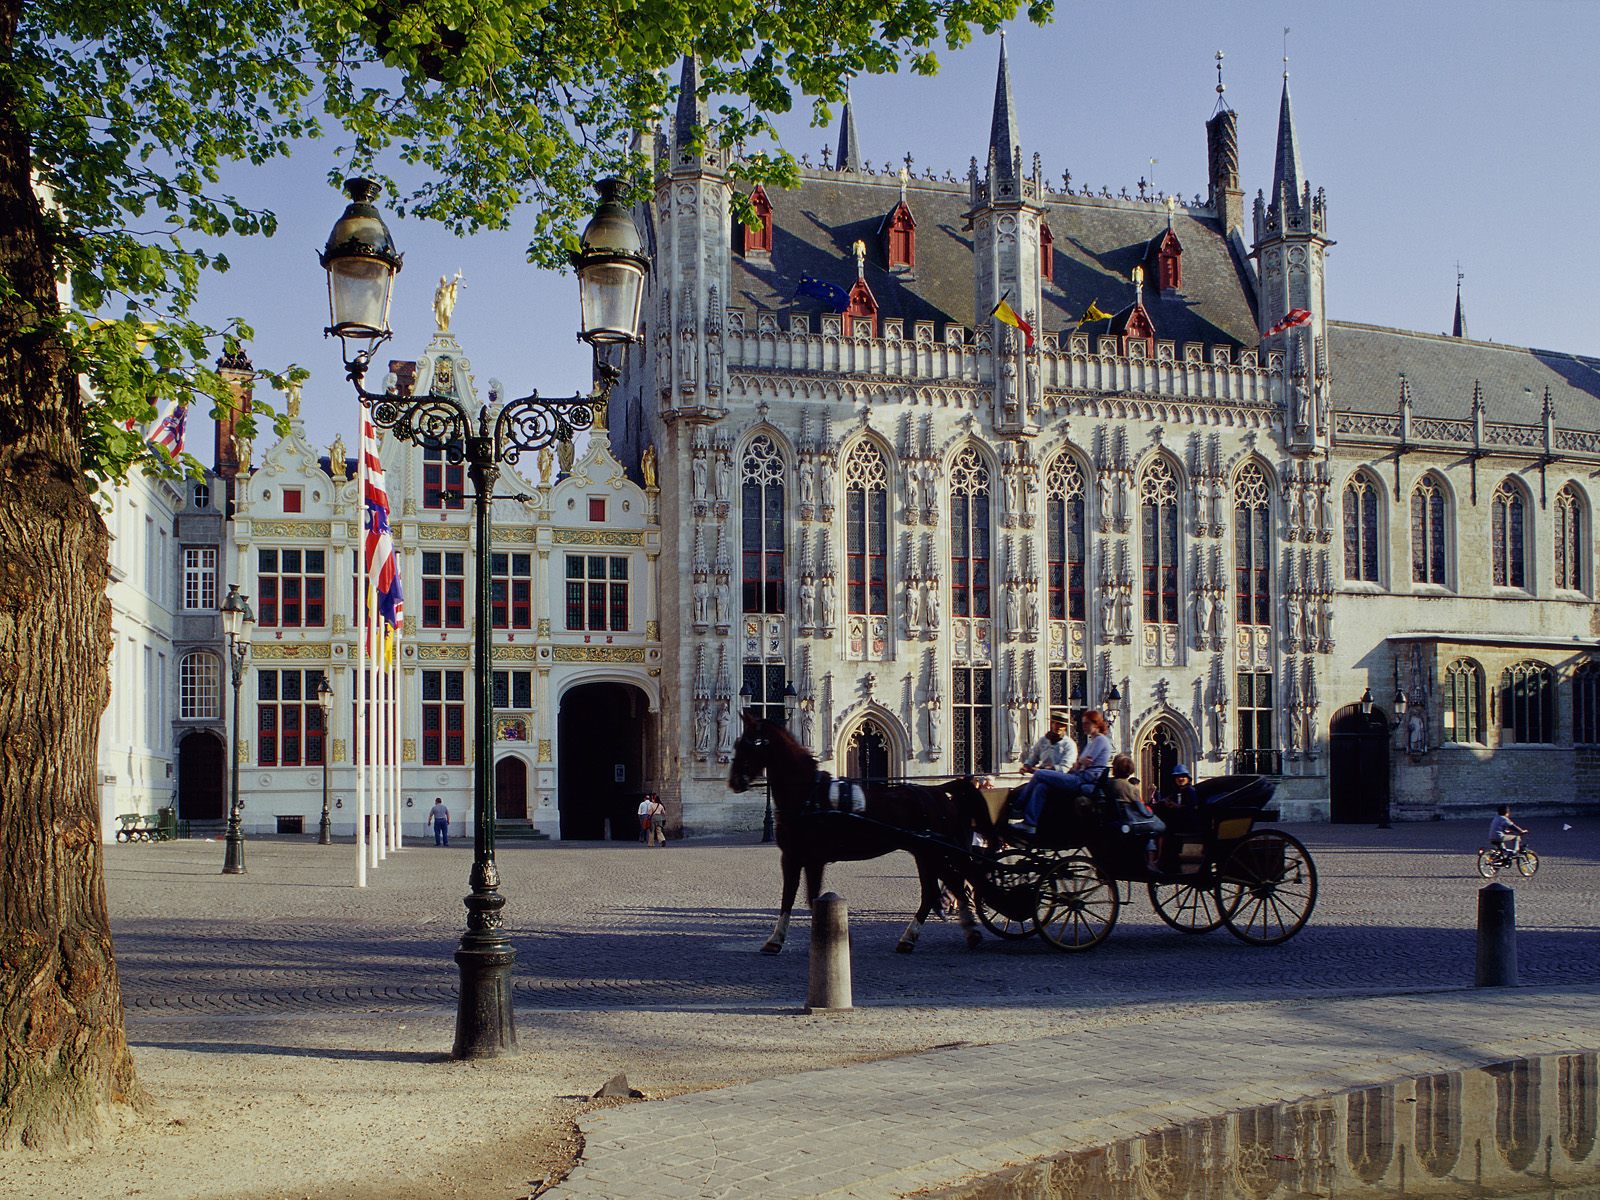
[1036, 856, 1120, 952]
[1148, 878, 1231, 934]
[974, 848, 1045, 940]
[1516, 849, 1540, 878]
[1218, 830, 1318, 946]
[1476, 849, 1501, 879]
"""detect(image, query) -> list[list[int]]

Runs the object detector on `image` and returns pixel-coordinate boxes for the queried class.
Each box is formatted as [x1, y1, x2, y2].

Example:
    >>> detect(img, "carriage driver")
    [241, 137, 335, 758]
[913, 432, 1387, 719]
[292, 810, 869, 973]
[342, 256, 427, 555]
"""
[1017, 708, 1078, 803]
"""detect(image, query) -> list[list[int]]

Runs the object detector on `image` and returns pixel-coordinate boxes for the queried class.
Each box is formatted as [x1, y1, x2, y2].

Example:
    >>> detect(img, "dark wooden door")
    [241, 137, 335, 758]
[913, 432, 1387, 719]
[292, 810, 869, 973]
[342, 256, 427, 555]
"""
[845, 720, 891, 782]
[495, 757, 528, 821]
[177, 731, 225, 820]
[1329, 704, 1391, 823]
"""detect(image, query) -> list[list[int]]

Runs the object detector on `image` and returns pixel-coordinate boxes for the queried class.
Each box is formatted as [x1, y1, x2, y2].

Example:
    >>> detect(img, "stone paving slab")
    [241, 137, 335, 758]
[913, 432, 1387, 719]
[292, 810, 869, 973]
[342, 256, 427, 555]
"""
[549, 988, 1600, 1200]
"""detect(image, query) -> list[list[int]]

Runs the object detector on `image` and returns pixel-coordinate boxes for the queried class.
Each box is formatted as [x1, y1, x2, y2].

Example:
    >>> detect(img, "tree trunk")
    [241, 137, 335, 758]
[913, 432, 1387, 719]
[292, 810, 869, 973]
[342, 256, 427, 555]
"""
[0, 0, 145, 1148]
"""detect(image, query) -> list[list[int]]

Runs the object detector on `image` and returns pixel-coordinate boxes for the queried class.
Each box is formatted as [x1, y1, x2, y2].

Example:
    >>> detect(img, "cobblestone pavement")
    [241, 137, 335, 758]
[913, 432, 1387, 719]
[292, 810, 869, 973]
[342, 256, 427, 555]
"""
[111, 819, 1600, 1016]
[97, 818, 1600, 1199]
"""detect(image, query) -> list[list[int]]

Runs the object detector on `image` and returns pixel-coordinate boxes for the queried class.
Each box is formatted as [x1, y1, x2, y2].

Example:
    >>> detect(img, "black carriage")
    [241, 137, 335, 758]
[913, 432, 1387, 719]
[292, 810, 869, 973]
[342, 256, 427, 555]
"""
[967, 775, 1318, 951]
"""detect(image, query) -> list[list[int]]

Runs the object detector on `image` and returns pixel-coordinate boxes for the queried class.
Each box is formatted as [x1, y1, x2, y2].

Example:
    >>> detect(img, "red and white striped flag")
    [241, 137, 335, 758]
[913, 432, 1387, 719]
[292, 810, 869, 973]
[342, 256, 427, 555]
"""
[1266, 308, 1312, 337]
[360, 411, 404, 630]
[147, 400, 187, 458]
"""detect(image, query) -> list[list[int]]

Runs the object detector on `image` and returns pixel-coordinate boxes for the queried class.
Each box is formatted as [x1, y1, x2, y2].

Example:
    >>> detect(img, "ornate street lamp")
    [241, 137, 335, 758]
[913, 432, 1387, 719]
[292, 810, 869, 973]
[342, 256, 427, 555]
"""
[321, 175, 647, 1061]
[220, 584, 255, 875]
[316, 673, 334, 845]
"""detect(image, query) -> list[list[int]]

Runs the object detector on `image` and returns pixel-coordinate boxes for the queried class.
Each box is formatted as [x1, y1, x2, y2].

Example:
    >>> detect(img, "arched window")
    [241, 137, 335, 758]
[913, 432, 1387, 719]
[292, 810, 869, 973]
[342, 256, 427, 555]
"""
[1499, 661, 1555, 745]
[949, 446, 992, 619]
[1411, 474, 1448, 585]
[1489, 1059, 1541, 1172]
[1414, 1073, 1462, 1179]
[844, 441, 889, 618]
[1554, 484, 1585, 592]
[179, 651, 221, 720]
[1491, 479, 1528, 588]
[740, 436, 786, 614]
[1233, 463, 1272, 625]
[1347, 1086, 1395, 1184]
[1558, 1053, 1597, 1162]
[1573, 661, 1600, 746]
[1443, 658, 1484, 744]
[1045, 454, 1087, 621]
[1140, 458, 1180, 626]
[1343, 471, 1381, 583]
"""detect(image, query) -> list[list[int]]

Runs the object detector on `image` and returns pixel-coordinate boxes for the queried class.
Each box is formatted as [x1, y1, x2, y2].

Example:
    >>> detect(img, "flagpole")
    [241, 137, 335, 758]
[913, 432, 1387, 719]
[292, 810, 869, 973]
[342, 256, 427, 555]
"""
[390, 640, 402, 850]
[369, 590, 381, 871]
[355, 418, 369, 888]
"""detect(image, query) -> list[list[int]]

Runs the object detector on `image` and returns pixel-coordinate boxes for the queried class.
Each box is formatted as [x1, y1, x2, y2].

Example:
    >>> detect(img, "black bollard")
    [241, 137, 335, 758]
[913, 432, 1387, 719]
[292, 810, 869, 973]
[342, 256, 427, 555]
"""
[806, 892, 853, 1012]
[1475, 882, 1518, 987]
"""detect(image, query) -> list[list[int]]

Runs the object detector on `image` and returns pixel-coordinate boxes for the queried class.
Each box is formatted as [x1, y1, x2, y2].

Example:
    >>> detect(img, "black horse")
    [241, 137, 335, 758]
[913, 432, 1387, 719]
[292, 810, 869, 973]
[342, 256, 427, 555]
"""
[727, 712, 994, 953]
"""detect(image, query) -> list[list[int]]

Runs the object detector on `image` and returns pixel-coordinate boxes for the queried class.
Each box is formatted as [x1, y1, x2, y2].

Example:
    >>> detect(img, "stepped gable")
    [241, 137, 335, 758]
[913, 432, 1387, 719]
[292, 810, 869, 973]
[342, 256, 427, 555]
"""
[728, 171, 1258, 349]
[1330, 320, 1600, 430]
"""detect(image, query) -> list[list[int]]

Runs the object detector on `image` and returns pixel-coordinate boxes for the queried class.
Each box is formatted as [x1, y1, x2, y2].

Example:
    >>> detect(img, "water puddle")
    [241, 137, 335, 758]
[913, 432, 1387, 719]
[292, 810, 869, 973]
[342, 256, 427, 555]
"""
[924, 1051, 1599, 1199]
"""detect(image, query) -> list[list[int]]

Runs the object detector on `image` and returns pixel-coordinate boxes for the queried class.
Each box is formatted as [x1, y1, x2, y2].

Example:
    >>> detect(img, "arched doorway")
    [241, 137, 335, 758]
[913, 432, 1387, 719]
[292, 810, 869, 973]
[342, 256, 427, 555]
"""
[177, 730, 225, 821]
[495, 757, 528, 822]
[1329, 704, 1391, 823]
[843, 718, 893, 781]
[1136, 719, 1186, 803]
[558, 682, 648, 840]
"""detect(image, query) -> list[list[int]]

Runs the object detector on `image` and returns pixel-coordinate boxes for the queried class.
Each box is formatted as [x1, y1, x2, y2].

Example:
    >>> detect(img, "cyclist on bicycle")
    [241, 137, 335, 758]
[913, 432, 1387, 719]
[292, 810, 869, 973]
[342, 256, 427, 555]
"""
[1488, 805, 1528, 853]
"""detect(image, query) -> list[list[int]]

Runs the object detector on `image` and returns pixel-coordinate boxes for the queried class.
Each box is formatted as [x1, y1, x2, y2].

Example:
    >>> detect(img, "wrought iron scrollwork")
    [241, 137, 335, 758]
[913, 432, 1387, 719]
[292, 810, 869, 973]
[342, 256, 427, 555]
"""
[369, 394, 472, 461]
[495, 394, 594, 465]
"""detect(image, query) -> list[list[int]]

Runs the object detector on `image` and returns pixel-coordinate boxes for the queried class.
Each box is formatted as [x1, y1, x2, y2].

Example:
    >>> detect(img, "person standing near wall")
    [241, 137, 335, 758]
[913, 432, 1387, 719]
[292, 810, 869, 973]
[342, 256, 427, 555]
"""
[426, 798, 450, 847]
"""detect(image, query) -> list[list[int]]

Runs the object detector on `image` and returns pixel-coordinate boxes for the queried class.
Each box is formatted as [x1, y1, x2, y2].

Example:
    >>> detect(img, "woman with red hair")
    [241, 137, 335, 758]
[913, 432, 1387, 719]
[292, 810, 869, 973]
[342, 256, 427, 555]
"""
[1010, 709, 1113, 836]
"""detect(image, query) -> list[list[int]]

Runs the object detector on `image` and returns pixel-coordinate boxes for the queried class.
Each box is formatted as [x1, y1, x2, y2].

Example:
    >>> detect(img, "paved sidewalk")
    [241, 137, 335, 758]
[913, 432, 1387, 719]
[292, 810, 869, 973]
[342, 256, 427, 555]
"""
[549, 987, 1600, 1199]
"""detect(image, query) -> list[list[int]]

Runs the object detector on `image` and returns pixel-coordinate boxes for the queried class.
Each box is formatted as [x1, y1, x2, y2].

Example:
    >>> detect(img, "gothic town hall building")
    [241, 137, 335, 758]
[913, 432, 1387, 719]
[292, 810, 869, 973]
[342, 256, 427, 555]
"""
[609, 47, 1600, 829]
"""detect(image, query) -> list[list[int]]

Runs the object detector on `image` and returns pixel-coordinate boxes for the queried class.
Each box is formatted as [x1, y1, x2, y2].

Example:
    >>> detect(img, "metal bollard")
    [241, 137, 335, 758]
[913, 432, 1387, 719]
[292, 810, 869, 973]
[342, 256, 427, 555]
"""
[806, 891, 853, 1012]
[1475, 882, 1519, 987]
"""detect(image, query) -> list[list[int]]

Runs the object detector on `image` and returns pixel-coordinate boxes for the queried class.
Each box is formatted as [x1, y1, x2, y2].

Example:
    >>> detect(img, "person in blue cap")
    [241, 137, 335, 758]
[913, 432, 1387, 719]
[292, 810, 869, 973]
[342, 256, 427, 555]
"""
[1166, 764, 1199, 808]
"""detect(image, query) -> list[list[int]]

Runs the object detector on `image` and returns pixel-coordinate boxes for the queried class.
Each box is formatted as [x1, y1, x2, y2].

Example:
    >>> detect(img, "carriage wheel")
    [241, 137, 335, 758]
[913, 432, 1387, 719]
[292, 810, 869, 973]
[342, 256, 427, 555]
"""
[1475, 849, 1501, 879]
[974, 848, 1046, 939]
[1218, 830, 1318, 946]
[1148, 879, 1230, 934]
[1035, 856, 1120, 952]
[1516, 849, 1540, 878]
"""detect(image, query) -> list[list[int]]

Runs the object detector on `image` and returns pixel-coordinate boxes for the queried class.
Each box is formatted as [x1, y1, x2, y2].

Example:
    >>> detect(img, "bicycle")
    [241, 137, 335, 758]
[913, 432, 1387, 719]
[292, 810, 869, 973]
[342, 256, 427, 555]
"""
[1476, 838, 1539, 879]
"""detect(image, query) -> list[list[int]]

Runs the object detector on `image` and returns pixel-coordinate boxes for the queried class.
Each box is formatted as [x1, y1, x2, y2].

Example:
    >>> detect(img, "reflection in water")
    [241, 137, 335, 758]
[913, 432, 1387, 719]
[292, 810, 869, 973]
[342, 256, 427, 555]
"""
[927, 1051, 1599, 1200]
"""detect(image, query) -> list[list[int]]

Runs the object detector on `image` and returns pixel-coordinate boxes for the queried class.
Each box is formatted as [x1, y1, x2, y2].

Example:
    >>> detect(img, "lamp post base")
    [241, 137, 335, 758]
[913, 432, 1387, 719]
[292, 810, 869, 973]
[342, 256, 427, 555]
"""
[221, 829, 246, 874]
[452, 933, 519, 1059]
[318, 813, 333, 846]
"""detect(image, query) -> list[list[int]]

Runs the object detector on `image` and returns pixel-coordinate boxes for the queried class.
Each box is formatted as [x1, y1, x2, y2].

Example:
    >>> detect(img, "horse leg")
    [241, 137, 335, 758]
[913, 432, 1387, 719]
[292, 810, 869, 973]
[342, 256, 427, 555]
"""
[951, 874, 982, 950]
[896, 855, 941, 953]
[763, 852, 802, 954]
[803, 861, 825, 907]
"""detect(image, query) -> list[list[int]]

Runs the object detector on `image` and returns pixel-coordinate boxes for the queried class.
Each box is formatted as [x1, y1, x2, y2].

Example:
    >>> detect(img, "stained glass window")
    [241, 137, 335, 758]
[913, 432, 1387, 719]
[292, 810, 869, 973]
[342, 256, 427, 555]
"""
[1045, 454, 1087, 621]
[1499, 661, 1554, 745]
[1491, 480, 1527, 589]
[1141, 459, 1180, 624]
[1573, 661, 1600, 746]
[1411, 475, 1447, 585]
[1233, 463, 1273, 625]
[741, 436, 786, 614]
[1554, 484, 1584, 592]
[844, 441, 889, 617]
[949, 446, 992, 619]
[1343, 472, 1380, 583]
[1443, 658, 1483, 744]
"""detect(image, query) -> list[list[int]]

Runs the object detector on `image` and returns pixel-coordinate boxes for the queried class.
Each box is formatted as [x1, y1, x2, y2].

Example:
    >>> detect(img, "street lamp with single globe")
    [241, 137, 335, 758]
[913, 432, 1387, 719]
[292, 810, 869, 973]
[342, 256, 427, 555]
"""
[320, 175, 647, 1060]
[220, 584, 255, 875]
[316, 673, 334, 845]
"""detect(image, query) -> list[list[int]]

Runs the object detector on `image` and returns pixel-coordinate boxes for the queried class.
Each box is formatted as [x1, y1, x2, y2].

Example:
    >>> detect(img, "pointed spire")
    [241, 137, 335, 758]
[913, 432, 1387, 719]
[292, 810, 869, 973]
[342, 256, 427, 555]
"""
[673, 55, 706, 163]
[988, 32, 1020, 191]
[836, 86, 861, 172]
[1452, 270, 1468, 338]
[1272, 73, 1305, 208]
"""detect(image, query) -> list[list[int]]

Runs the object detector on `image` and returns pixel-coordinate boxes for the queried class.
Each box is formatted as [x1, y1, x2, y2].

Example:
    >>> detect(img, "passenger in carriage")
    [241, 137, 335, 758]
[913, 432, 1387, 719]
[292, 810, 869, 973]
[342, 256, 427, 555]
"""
[1106, 754, 1165, 869]
[1008, 709, 1114, 837]
[1162, 764, 1200, 808]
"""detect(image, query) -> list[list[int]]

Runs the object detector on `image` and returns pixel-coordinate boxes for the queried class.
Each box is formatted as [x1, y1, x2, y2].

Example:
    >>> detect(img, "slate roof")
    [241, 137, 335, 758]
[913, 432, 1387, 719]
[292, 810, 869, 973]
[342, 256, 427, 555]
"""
[728, 170, 1260, 349]
[1329, 322, 1600, 432]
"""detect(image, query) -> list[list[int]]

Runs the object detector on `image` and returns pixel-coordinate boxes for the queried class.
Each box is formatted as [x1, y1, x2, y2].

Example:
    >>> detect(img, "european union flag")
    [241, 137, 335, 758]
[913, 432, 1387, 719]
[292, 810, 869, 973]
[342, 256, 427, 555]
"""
[793, 275, 851, 312]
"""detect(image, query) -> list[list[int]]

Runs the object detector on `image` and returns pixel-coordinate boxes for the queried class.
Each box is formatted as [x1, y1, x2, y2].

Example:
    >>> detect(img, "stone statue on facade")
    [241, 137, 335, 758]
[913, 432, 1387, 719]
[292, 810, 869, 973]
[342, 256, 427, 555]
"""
[692, 581, 710, 625]
[693, 702, 712, 755]
[716, 702, 734, 756]
[716, 580, 733, 627]
[818, 576, 835, 627]
[714, 451, 732, 502]
[642, 445, 657, 489]
[799, 577, 816, 627]
[924, 581, 940, 631]
[691, 452, 709, 501]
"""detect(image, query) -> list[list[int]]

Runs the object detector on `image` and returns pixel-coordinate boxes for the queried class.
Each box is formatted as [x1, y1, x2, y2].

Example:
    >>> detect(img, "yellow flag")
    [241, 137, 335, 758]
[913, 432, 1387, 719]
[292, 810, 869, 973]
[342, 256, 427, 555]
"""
[1077, 300, 1113, 326]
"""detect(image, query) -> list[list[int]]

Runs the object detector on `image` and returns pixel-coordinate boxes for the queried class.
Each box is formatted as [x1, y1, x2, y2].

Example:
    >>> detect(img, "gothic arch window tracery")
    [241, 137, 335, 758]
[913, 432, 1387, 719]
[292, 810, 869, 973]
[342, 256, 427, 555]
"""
[949, 446, 992, 620]
[741, 435, 786, 614]
[1499, 660, 1555, 745]
[1343, 470, 1381, 583]
[1554, 483, 1585, 592]
[1411, 473, 1449, 586]
[1491, 478, 1529, 589]
[1233, 462, 1272, 626]
[1443, 658, 1485, 745]
[1045, 453, 1087, 621]
[1573, 660, 1600, 746]
[844, 440, 889, 618]
[1140, 458, 1180, 627]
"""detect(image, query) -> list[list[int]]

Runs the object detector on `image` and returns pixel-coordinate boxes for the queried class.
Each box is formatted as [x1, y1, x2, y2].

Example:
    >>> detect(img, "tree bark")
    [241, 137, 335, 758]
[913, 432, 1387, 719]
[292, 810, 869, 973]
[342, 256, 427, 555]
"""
[0, 0, 145, 1148]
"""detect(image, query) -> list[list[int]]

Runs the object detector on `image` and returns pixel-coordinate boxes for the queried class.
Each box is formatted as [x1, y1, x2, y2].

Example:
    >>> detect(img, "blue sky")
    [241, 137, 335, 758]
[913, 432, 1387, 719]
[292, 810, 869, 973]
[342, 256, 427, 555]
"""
[189, 1, 1599, 454]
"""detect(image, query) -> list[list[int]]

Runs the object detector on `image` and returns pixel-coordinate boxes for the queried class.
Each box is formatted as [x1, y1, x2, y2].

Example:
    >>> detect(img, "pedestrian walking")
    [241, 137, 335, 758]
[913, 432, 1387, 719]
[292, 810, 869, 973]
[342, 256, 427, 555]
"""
[426, 798, 450, 846]
[648, 794, 667, 846]
[637, 795, 654, 844]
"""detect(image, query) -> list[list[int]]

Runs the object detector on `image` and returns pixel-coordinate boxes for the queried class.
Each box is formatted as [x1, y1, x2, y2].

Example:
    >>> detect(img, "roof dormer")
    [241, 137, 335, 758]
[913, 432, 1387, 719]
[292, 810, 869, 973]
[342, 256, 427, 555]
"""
[880, 198, 916, 274]
[1040, 221, 1055, 283]
[736, 185, 773, 256]
[1146, 227, 1183, 293]
[845, 277, 878, 338]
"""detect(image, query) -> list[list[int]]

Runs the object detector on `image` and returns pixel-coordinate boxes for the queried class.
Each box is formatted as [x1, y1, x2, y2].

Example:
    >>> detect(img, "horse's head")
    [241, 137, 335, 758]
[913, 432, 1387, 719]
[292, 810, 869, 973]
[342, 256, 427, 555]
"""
[727, 711, 771, 794]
